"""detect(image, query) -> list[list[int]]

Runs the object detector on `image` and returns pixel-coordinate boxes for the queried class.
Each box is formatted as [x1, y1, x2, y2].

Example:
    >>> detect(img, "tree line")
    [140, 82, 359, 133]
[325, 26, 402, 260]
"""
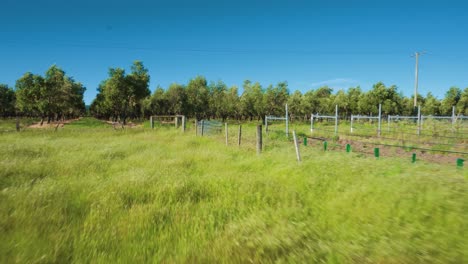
[1, 65, 86, 124]
[1, 61, 467, 123]
[92, 62, 468, 121]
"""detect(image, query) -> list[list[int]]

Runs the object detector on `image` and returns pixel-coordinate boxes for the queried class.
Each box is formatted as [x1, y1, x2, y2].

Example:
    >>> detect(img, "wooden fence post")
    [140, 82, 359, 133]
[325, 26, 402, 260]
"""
[16, 116, 20, 132]
[181, 116, 186, 132]
[257, 125, 262, 154]
[150, 116, 154, 129]
[201, 120, 205, 136]
[225, 123, 228, 145]
[238, 125, 242, 146]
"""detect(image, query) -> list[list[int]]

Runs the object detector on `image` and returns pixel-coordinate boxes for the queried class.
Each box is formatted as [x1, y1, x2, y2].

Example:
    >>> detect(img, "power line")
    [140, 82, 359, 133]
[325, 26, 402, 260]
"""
[0, 40, 418, 55]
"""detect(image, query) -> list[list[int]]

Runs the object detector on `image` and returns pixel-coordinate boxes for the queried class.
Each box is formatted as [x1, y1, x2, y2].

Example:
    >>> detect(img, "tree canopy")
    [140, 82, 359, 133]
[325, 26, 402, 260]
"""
[90, 61, 150, 124]
[14, 66, 85, 123]
[0, 84, 15, 117]
[2, 61, 467, 122]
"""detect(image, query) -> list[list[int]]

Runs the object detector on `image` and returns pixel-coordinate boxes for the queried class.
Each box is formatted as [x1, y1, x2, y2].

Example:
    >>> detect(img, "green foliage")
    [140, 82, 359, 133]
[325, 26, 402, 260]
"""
[422, 92, 441, 115]
[91, 61, 150, 123]
[347, 86, 362, 114]
[264, 81, 289, 116]
[333, 89, 348, 117]
[14, 66, 85, 121]
[288, 90, 304, 120]
[358, 82, 403, 115]
[441, 87, 461, 115]
[456, 88, 468, 115]
[86, 67, 466, 121]
[0, 84, 15, 117]
[314, 86, 334, 113]
[186, 76, 209, 119]
[165, 83, 187, 115]
[241, 80, 265, 120]
[0, 123, 466, 262]
[208, 81, 228, 120]
[15, 73, 44, 116]
[5, 61, 468, 123]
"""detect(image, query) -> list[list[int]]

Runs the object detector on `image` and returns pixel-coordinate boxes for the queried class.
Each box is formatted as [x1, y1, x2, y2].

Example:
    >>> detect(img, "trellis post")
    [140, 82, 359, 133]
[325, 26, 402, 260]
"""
[378, 104, 382, 137]
[334, 104, 338, 136]
[417, 105, 421, 136]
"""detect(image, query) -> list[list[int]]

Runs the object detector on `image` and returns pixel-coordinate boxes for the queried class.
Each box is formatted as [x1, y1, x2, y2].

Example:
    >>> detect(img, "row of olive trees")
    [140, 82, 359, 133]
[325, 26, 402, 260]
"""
[132, 78, 468, 121]
[89, 61, 150, 124]
[137, 78, 290, 121]
[2, 61, 467, 122]
[0, 65, 86, 123]
[89, 61, 468, 121]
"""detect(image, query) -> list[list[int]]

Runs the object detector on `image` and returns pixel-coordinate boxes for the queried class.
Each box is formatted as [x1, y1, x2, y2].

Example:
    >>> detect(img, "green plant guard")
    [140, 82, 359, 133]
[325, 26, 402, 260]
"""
[374, 148, 380, 158]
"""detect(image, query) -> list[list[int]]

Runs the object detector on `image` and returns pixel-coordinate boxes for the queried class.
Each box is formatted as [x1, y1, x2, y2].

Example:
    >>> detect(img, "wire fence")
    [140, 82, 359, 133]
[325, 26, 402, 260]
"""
[196, 120, 223, 136]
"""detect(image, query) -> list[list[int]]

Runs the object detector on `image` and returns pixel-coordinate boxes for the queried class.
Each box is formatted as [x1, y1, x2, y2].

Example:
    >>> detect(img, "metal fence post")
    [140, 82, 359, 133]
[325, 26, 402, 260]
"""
[417, 105, 421, 136]
[387, 115, 390, 132]
[452, 106, 456, 127]
[378, 104, 382, 137]
[310, 114, 314, 133]
[293, 130, 301, 162]
[334, 104, 338, 136]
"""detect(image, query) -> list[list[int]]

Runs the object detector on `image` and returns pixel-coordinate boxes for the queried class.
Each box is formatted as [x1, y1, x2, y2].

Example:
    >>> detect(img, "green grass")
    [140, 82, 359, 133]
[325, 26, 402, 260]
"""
[0, 117, 38, 132]
[66, 117, 110, 128]
[0, 118, 467, 263]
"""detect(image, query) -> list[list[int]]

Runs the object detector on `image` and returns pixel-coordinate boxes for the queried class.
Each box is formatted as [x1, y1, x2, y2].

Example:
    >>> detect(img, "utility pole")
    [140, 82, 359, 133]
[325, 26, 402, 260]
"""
[413, 51, 425, 107]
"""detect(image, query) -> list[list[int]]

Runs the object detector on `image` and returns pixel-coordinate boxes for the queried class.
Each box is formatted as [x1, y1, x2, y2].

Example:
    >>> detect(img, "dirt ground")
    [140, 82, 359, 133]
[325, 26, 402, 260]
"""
[104, 121, 141, 128]
[27, 118, 141, 129]
[28, 118, 80, 128]
[306, 137, 466, 166]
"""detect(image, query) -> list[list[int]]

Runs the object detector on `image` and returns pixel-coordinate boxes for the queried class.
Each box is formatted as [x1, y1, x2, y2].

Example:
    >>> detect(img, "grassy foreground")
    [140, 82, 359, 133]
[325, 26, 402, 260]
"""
[0, 118, 467, 263]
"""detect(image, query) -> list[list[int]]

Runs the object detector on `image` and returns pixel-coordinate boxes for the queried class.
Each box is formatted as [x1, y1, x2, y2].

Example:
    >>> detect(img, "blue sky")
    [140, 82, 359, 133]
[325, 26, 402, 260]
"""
[1, 0, 468, 104]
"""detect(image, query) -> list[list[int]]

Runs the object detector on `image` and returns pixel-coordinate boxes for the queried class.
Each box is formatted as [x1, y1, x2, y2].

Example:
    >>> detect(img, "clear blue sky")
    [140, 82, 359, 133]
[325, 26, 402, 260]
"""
[1, 0, 468, 104]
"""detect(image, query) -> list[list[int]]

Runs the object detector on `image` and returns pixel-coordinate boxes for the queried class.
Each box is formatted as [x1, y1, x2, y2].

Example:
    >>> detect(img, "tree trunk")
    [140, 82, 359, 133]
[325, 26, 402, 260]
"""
[16, 116, 20, 132]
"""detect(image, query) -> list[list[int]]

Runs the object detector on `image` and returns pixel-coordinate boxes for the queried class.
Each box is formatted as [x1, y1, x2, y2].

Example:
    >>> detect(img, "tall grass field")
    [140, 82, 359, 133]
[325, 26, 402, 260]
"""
[1, 118, 466, 263]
